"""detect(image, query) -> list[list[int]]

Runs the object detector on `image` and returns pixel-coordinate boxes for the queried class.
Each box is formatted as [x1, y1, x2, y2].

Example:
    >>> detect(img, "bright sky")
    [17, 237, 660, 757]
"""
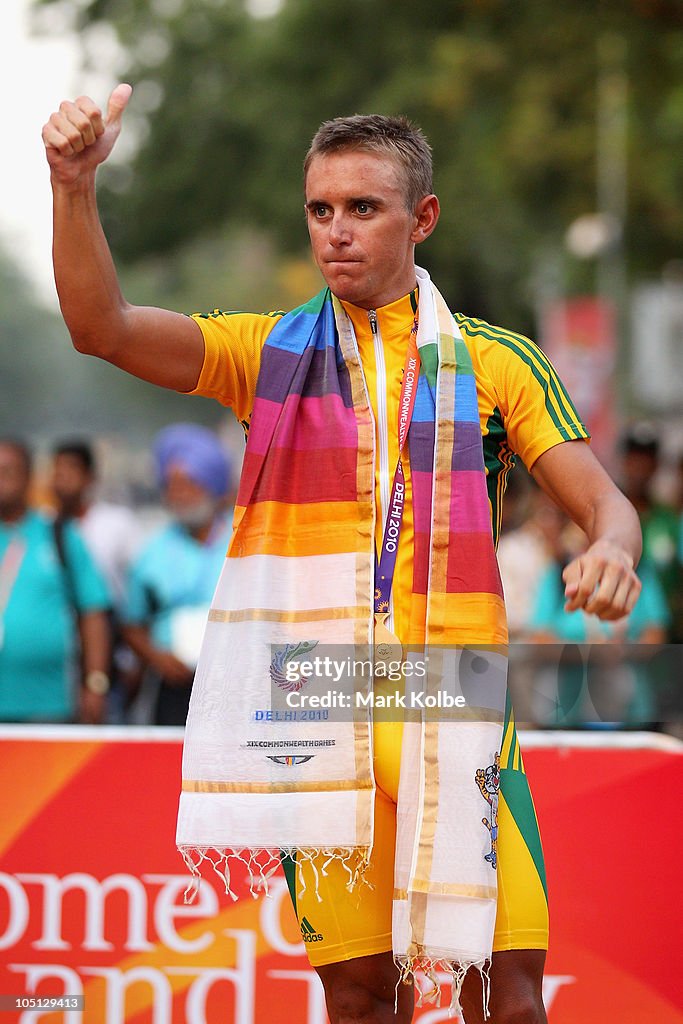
[0, 0, 99, 308]
[0, 0, 278, 310]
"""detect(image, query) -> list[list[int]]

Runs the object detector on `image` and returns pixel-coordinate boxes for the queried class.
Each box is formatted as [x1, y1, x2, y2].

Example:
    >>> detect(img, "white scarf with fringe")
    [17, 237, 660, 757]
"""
[176, 269, 508, 1016]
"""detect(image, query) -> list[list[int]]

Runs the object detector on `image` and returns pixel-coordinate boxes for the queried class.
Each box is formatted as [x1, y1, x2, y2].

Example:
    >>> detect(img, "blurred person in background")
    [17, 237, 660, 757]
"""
[620, 422, 682, 641]
[675, 449, 683, 640]
[121, 424, 233, 726]
[50, 438, 142, 720]
[497, 482, 578, 725]
[497, 481, 569, 641]
[0, 438, 111, 724]
[529, 536, 669, 730]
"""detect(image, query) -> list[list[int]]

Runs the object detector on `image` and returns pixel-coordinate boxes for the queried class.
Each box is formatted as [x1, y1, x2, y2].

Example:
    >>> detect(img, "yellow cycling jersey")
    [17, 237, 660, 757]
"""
[188, 289, 584, 963]
[190, 290, 589, 645]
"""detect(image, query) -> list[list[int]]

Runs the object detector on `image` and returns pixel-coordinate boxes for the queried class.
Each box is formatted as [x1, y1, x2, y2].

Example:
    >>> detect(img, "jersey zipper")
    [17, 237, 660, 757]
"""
[368, 308, 394, 629]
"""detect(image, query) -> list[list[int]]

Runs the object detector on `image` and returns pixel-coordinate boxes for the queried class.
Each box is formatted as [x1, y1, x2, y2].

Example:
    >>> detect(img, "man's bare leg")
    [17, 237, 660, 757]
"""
[316, 951, 414, 1024]
[315, 948, 546, 1024]
[460, 949, 548, 1024]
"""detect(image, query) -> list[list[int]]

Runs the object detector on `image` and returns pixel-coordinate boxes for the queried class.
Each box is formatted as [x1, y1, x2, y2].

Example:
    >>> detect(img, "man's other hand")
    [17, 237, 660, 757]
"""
[531, 441, 643, 622]
[42, 84, 132, 187]
[562, 539, 642, 621]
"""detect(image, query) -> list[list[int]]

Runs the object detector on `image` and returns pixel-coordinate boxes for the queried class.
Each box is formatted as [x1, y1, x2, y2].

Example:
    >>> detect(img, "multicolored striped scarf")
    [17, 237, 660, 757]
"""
[177, 267, 508, 1014]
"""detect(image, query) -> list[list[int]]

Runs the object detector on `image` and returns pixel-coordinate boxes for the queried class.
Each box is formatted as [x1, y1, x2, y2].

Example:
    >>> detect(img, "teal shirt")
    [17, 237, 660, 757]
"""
[530, 559, 670, 642]
[123, 518, 232, 653]
[0, 511, 110, 721]
[529, 559, 670, 727]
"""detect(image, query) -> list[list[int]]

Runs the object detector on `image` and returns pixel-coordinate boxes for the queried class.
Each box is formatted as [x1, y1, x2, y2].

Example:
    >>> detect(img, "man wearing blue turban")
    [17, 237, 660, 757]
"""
[121, 424, 233, 724]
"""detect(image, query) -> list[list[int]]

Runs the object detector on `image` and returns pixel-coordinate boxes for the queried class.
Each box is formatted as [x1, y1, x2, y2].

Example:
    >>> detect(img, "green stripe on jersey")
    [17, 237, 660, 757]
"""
[455, 315, 587, 441]
[280, 851, 298, 914]
[483, 405, 515, 547]
[500, 768, 548, 900]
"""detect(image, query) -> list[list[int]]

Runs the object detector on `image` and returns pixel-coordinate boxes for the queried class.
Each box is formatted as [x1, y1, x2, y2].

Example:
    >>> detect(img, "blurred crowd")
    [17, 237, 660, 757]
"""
[0, 422, 681, 732]
[0, 424, 233, 728]
[498, 423, 683, 733]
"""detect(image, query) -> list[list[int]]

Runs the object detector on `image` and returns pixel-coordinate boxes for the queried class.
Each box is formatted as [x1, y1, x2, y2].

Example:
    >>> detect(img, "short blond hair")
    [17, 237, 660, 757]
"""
[304, 114, 433, 212]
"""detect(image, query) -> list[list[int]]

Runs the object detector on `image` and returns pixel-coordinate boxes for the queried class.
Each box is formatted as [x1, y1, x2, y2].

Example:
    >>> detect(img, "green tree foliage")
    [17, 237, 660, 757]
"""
[0, 241, 225, 442]
[36, 0, 683, 328]
[0, 249, 78, 438]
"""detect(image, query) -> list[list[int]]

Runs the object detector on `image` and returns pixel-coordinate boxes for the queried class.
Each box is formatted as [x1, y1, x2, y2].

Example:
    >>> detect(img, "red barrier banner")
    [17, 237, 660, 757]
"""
[0, 728, 681, 1023]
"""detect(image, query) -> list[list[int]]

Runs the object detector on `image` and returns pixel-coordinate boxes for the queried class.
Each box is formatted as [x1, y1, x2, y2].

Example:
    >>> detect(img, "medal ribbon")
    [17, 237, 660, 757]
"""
[374, 319, 420, 615]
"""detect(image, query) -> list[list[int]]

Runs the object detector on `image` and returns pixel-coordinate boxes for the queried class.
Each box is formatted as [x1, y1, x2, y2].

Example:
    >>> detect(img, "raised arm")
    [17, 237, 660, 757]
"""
[42, 84, 204, 392]
[530, 440, 642, 621]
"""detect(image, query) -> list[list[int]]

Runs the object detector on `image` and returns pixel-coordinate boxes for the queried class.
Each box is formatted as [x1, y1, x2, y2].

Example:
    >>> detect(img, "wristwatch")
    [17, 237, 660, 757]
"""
[84, 670, 111, 696]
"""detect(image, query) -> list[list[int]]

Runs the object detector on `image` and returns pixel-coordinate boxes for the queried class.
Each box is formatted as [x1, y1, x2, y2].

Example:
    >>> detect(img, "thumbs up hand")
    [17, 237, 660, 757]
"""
[42, 84, 133, 187]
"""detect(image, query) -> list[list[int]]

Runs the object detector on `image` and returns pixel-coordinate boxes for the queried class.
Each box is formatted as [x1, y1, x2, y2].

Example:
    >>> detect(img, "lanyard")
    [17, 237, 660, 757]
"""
[0, 536, 27, 649]
[374, 321, 420, 614]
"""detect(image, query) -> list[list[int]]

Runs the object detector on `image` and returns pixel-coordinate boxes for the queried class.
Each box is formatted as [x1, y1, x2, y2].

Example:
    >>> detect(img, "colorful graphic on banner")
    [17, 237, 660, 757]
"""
[541, 297, 618, 467]
[0, 729, 681, 1023]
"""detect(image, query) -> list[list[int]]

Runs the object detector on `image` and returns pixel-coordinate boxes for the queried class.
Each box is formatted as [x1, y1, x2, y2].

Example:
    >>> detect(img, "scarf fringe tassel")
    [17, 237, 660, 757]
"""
[394, 955, 492, 1020]
[179, 845, 371, 905]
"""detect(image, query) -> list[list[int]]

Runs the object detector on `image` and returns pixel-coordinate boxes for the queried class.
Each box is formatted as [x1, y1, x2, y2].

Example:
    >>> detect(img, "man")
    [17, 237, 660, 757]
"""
[121, 423, 233, 726]
[0, 439, 111, 724]
[619, 422, 682, 642]
[51, 437, 142, 719]
[51, 438, 140, 612]
[43, 86, 641, 1023]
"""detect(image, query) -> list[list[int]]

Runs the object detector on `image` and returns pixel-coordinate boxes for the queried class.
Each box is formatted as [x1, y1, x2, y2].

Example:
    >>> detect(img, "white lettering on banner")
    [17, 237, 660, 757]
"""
[3, 871, 227, 954]
[268, 970, 327, 1024]
[259, 877, 305, 956]
[167, 930, 256, 1024]
[17, 873, 154, 953]
[542, 974, 576, 1008]
[0, 862, 584, 1024]
[143, 874, 219, 954]
[417, 1008, 460, 1023]
[0, 873, 30, 950]
[7, 963, 82, 1024]
[415, 971, 578, 1022]
[82, 966, 172, 1024]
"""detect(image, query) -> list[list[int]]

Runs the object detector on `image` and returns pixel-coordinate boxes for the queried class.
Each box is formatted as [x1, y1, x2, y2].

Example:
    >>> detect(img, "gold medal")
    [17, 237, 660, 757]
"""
[374, 612, 403, 671]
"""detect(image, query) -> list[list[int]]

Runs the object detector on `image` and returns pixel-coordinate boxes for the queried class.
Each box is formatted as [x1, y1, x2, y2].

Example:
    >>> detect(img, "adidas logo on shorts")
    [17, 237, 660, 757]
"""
[300, 916, 324, 943]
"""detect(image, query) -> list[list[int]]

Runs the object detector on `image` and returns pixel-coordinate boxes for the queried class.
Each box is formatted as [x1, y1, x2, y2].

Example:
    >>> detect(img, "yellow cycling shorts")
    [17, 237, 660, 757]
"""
[282, 704, 549, 967]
